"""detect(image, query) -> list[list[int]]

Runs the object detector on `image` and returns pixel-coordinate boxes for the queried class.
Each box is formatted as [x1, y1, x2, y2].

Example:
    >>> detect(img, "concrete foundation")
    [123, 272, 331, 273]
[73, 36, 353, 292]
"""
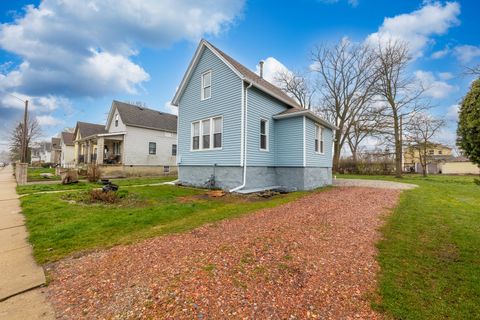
[99, 165, 178, 178]
[178, 165, 332, 191]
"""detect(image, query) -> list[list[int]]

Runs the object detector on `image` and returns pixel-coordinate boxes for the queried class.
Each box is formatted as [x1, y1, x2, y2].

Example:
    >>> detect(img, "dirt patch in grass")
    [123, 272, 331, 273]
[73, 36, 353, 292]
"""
[60, 190, 148, 207]
[47, 187, 400, 319]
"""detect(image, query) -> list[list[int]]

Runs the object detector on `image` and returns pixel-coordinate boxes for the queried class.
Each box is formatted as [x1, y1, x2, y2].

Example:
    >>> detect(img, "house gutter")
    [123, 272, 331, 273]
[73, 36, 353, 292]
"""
[230, 81, 253, 192]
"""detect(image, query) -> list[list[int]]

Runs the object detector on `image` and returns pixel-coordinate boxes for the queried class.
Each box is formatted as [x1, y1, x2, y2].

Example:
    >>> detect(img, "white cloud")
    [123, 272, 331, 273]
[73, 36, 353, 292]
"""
[0, 0, 245, 97]
[164, 100, 178, 115]
[431, 47, 450, 59]
[366, 2, 460, 58]
[438, 72, 454, 80]
[414, 70, 456, 99]
[453, 45, 480, 63]
[36, 115, 63, 126]
[318, 0, 359, 7]
[255, 57, 291, 84]
[446, 104, 459, 122]
[1, 92, 72, 113]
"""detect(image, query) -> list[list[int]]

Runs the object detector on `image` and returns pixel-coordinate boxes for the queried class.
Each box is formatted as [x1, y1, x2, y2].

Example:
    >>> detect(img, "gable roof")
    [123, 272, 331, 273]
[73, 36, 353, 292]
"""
[60, 132, 74, 146]
[51, 137, 61, 149]
[108, 100, 177, 133]
[74, 121, 107, 140]
[172, 39, 302, 109]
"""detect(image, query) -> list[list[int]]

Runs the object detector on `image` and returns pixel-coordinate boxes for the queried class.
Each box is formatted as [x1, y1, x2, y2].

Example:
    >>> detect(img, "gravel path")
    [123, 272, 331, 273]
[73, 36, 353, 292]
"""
[334, 178, 418, 190]
[47, 187, 400, 319]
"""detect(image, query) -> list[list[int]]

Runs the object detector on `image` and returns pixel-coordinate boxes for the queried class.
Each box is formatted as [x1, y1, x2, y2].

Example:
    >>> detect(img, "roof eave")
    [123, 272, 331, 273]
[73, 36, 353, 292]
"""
[273, 110, 338, 130]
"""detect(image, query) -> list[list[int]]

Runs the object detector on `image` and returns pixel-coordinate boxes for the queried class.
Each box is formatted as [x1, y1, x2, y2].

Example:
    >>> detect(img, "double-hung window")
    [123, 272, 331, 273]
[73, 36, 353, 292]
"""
[115, 114, 119, 127]
[201, 71, 212, 100]
[213, 117, 222, 148]
[260, 119, 268, 151]
[149, 142, 156, 155]
[315, 125, 324, 154]
[192, 122, 200, 150]
[202, 119, 210, 149]
[172, 144, 177, 156]
[191, 116, 222, 150]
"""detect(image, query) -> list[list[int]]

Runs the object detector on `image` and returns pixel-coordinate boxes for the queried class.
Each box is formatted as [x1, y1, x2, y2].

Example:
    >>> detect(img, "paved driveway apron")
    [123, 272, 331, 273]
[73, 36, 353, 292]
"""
[0, 166, 53, 319]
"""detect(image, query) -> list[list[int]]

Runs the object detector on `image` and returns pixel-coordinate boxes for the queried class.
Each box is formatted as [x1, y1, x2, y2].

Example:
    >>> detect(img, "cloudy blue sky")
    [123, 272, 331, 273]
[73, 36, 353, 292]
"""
[0, 0, 479, 153]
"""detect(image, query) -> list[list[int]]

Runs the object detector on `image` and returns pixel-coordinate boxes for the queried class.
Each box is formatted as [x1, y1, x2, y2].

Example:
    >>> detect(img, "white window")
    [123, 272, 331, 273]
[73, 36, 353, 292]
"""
[201, 70, 212, 100]
[213, 117, 222, 148]
[192, 122, 200, 150]
[191, 116, 223, 151]
[202, 119, 210, 149]
[260, 119, 268, 151]
[315, 125, 324, 154]
[115, 114, 119, 127]
[149, 142, 156, 155]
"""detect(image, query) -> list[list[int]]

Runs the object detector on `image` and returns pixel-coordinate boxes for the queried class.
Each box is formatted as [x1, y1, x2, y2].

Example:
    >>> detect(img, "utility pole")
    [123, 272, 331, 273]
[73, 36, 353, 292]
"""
[21, 100, 28, 163]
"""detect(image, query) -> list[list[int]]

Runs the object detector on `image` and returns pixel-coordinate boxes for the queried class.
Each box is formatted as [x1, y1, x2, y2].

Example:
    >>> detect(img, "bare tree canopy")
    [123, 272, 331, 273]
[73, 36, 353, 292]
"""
[465, 64, 480, 76]
[274, 70, 315, 109]
[311, 38, 378, 172]
[9, 116, 42, 162]
[373, 40, 427, 178]
[405, 113, 445, 177]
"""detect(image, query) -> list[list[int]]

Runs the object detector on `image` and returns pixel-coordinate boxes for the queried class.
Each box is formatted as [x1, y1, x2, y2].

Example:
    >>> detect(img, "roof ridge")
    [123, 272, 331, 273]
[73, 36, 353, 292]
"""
[204, 40, 301, 108]
[114, 100, 177, 117]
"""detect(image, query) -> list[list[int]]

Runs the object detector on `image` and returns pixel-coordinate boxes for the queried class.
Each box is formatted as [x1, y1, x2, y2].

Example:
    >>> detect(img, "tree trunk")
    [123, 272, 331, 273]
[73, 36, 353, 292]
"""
[352, 147, 358, 173]
[332, 130, 342, 173]
[393, 114, 402, 178]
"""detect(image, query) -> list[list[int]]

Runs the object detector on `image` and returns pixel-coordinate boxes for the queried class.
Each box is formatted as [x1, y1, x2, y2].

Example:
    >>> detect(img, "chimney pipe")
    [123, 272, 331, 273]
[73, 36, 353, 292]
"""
[259, 60, 264, 78]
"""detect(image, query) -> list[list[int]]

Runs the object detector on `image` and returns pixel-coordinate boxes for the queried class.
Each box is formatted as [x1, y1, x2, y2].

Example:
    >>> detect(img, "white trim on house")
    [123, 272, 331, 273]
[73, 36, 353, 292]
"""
[259, 118, 269, 152]
[303, 116, 306, 167]
[172, 40, 311, 111]
[315, 124, 325, 155]
[172, 40, 243, 105]
[272, 110, 338, 130]
[240, 81, 245, 166]
[201, 70, 212, 100]
[190, 115, 223, 152]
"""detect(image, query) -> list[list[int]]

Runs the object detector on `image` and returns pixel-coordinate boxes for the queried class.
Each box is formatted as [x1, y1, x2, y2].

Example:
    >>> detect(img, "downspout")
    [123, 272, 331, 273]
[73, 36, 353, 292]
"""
[230, 81, 253, 192]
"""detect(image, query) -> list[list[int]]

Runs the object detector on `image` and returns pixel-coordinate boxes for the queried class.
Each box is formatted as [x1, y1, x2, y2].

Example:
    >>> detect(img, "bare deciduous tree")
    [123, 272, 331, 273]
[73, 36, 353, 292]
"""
[374, 40, 426, 178]
[274, 70, 315, 109]
[9, 117, 42, 162]
[405, 113, 445, 177]
[346, 105, 385, 170]
[311, 38, 378, 172]
[465, 64, 480, 76]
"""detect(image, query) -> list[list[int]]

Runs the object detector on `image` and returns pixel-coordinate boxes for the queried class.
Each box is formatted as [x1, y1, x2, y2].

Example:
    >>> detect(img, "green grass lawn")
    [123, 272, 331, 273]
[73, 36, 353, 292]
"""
[340, 174, 480, 319]
[27, 167, 60, 182]
[17, 176, 177, 195]
[21, 184, 306, 264]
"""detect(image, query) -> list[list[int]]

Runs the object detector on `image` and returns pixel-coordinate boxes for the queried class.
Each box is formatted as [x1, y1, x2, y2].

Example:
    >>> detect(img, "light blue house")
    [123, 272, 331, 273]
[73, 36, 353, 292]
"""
[172, 40, 337, 192]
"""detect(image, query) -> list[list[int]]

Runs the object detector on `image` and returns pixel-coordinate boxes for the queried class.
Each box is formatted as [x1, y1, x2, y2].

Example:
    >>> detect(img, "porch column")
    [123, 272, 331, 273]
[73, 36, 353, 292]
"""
[97, 137, 104, 165]
[86, 141, 91, 164]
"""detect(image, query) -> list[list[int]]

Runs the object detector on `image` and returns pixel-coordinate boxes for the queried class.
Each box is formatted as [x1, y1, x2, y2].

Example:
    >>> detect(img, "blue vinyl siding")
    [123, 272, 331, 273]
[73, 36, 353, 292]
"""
[246, 87, 289, 166]
[177, 46, 242, 166]
[274, 117, 304, 166]
[305, 118, 333, 167]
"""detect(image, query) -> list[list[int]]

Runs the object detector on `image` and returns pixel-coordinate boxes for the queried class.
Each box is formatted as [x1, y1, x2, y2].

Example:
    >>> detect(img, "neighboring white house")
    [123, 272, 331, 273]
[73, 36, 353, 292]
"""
[75, 100, 178, 177]
[30, 141, 52, 164]
[60, 131, 75, 167]
[442, 157, 480, 175]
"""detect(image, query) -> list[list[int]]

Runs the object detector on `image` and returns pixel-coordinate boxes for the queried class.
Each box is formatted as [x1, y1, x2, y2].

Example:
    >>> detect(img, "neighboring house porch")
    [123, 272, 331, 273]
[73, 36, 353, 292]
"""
[76, 133, 125, 165]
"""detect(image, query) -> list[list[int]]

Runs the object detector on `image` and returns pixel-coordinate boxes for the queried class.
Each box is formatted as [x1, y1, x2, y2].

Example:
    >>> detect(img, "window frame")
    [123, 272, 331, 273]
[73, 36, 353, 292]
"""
[114, 114, 119, 127]
[171, 144, 177, 156]
[201, 70, 212, 101]
[191, 116, 223, 151]
[259, 118, 269, 151]
[148, 142, 157, 155]
[315, 125, 324, 154]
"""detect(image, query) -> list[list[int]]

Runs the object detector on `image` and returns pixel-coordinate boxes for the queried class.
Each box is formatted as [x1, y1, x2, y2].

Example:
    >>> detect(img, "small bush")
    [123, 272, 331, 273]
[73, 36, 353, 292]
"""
[89, 189, 118, 203]
[87, 164, 101, 182]
[474, 178, 480, 186]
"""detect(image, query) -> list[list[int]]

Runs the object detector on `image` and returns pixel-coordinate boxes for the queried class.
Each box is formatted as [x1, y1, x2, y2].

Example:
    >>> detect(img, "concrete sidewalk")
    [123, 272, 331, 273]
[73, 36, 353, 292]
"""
[0, 165, 54, 319]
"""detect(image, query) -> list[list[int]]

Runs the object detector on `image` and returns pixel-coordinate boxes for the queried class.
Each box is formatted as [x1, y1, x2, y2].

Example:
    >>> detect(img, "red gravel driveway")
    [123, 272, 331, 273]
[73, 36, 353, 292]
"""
[47, 187, 400, 319]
